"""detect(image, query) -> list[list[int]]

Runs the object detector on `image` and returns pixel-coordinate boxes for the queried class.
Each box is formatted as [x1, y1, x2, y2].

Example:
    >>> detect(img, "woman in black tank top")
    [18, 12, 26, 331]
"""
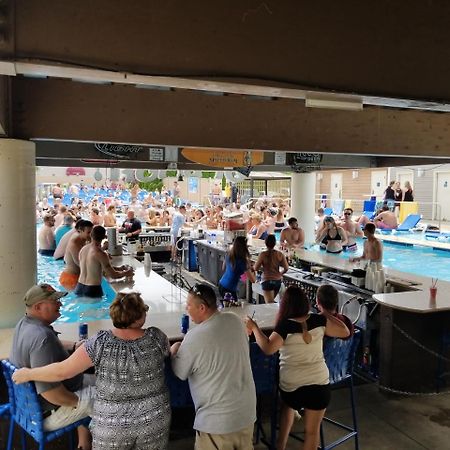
[403, 181, 414, 202]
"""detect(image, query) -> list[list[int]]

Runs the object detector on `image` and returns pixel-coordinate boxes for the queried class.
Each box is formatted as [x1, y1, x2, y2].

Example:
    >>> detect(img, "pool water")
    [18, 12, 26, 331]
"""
[309, 238, 450, 282]
[37, 253, 116, 324]
[36, 228, 450, 324]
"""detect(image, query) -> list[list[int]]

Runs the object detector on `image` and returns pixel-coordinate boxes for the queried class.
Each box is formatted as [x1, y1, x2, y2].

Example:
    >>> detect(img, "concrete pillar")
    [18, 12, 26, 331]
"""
[290, 172, 316, 245]
[0, 139, 36, 328]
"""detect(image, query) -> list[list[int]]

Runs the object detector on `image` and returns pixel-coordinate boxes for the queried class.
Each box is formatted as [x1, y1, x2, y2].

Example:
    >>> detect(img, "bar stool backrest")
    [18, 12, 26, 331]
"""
[323, 330, 360, 385]
[1, 360, 45, 442]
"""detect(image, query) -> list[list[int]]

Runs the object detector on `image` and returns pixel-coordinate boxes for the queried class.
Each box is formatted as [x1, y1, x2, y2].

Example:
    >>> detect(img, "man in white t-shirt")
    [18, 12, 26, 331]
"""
[171, 284, 256, 450]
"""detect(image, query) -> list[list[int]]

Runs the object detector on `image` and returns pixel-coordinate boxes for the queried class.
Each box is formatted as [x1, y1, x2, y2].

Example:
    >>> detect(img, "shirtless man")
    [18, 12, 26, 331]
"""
[339, 208, 363, 252]
[280, 217, 305, 249]
[54, 205, 68, 229]
[38, 214, 56, 256]
[59, 220, 93, 291]
[350, 223, 383, 263]
[358, 205, 398, 230]
[74, 225, 134, 298]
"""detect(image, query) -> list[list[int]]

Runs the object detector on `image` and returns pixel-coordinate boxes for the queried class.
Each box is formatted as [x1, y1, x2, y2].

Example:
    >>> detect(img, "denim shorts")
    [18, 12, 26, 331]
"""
[261, 279, 282, 295]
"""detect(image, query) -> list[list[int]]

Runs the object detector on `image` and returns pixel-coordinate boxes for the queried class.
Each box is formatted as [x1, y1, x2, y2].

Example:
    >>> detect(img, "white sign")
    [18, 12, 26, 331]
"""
[274, 152, 286, 165]
[149, 147, 164, 161]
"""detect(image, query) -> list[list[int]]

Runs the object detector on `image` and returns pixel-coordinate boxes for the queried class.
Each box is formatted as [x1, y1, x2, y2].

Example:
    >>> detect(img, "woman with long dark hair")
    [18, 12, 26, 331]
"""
[218, 235, 256, 301]
[246, 285, 349, 450]
[254, 234, 289, 303]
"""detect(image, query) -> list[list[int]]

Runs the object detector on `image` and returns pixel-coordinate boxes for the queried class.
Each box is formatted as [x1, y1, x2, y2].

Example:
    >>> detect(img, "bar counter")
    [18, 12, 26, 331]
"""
[0, 255, 278, 360]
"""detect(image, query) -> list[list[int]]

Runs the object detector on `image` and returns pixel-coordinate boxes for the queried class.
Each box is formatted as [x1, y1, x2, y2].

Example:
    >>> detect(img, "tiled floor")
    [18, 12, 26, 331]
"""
[167, 383, 450, 449]
[2, 382, 450, 449]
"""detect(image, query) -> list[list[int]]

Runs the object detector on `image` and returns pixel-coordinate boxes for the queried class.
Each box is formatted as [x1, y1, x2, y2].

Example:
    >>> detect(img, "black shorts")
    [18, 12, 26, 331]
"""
[38, 249, 55, 257]
[261, 279, 282, 296]
[74, 282, 103, 298]
[280, 384, 330, 411]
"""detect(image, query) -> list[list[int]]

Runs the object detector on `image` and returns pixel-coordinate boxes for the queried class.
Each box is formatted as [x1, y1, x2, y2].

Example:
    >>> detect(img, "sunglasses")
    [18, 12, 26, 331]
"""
[344, 212, 352, 216]
[190, 284, 211, 306]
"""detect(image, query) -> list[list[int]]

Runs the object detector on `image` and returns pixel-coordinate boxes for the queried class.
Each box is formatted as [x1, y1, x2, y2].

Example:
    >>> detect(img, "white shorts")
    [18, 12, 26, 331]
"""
[44, 374, 96, 431]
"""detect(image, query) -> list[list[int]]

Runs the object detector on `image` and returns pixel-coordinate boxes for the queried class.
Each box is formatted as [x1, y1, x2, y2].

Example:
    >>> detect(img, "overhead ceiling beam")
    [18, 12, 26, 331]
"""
[1, 60, 449, 112]
[11, 78, 450, 159]
[2, 0, 450, 106]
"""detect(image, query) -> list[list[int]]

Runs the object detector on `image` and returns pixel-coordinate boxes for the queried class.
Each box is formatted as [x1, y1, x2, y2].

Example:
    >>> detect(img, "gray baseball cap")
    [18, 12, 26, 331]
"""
[24, 283, 68, 307]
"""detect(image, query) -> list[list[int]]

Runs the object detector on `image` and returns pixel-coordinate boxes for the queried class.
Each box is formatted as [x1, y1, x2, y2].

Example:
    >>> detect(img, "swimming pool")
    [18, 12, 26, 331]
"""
[309, 238, 450, 281]
[37, 253, 116, 324]
[36, 227, 450, 324]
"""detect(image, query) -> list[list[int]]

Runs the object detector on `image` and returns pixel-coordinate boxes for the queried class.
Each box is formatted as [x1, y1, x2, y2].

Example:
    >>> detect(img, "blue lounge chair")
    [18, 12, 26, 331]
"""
[378, 214, 421, 233]
[396, 214, 422, 231]
[363, 200, 376, 213]
[425, 232, 450, 242]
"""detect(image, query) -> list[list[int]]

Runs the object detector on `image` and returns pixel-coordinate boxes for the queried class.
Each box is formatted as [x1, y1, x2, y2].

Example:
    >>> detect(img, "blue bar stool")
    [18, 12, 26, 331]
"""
[164, 361, 193, 408]
[319, 330, 360, 450]
[288, 330, 360, 450]
[250, 342, 279, 449]
[1, 360, 90, 450]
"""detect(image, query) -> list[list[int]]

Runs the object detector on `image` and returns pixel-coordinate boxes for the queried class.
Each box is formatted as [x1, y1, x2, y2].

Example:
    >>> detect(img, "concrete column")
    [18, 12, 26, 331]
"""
[0, 139, 36, 328]
[290, 172, 316, 245]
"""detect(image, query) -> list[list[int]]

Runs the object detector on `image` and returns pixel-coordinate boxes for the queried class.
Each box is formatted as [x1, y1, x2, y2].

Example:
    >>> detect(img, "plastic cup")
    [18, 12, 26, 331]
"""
[429, 287, 437, 301]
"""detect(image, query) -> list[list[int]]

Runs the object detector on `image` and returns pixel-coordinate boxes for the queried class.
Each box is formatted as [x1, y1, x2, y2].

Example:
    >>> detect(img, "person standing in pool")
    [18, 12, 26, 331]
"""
[339, 208, 363, 252]
[38, 214, 56, 256]
[59, 219, 93, 291]
[280, 217, 305, 250]
[315, 216, 348, 254]
[350, 223, 383, 264]
[74, 225, 134, 298]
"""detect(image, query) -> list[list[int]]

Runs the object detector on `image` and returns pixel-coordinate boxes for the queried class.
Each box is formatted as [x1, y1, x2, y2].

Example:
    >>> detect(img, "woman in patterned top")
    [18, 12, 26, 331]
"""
[12, 292, 171, 450]
[245, 286, 349, 450]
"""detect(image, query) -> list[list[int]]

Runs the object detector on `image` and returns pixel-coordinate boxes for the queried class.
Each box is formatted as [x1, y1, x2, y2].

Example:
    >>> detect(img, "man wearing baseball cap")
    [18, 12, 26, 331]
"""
[9, 283, 95, 450]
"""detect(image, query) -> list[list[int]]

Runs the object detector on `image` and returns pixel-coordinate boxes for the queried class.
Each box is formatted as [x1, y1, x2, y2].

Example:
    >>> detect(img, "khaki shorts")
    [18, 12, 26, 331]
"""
[44, 374, 96, 431]
[195, 424, 254, 450]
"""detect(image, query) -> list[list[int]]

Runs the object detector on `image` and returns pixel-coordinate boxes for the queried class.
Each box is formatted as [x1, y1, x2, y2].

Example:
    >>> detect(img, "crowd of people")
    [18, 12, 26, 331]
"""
[8, 180, 383, 449]
[36, 179, 388, 301]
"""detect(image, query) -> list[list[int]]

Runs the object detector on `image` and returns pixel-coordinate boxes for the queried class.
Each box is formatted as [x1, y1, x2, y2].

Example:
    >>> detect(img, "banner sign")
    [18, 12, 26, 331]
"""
[94, 143, 165, 161]
[288, 153, 323, 165]
[94, 143, 146, 160]
[181, 149, 264, 168]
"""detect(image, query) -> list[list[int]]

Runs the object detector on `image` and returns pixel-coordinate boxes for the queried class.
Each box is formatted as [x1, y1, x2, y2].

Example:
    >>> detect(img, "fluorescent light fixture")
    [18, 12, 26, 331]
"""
[305, 92, 363, 111]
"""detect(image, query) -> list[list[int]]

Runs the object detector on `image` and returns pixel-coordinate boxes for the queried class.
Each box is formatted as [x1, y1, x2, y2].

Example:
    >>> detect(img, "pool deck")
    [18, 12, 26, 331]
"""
[375, 231, 450, 251]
